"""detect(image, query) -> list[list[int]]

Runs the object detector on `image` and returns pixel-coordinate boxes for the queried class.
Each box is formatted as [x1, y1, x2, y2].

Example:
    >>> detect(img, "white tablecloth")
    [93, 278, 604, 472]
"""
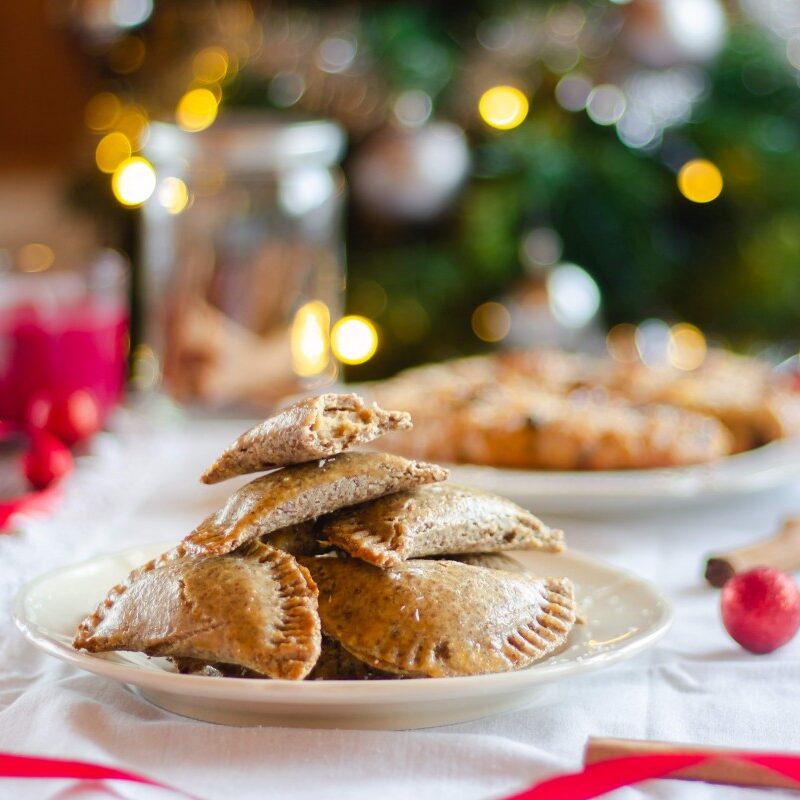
[3, 411, 800, 800]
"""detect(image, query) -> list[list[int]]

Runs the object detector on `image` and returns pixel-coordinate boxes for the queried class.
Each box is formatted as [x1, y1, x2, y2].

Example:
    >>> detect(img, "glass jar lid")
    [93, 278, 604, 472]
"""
[147, 114, 346, 173]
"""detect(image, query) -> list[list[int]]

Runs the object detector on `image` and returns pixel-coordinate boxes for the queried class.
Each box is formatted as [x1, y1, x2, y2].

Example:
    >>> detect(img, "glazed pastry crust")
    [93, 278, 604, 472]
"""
[200, 393, 412, 483]
[184, 452, 448, 558]
[74, 541, 321, 680]
[319, 484, 563, 568]
[302, 556, 575, 678]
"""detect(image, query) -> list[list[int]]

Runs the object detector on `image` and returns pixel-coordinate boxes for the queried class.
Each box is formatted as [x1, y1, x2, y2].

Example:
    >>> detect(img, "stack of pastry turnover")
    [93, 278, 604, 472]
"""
[74, 394, 576, 680]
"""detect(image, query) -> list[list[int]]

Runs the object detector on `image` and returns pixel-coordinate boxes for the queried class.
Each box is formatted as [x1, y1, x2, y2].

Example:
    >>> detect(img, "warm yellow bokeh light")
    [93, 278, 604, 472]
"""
[668, 323, 707, 371]
[331, 316, 379, 365]
[471, 301, 511, 342]
[202, 81, 223, 103]
[176, 88, 219, 132]
[291, 301, 331, 377]
[108, 36, 146, 74]
[678, 159, 723, 203]
[157, 177, 190, 214]
[95, 132, 132, 174]
[478, 86, 529, 130]
[18, 243, 54, 273]
[85, 92, 121, 131]
[194, 47, 229, 83]
[116, 106, 149, 148]
[606, 322, 640, 363]
[112, 157, 157, 206]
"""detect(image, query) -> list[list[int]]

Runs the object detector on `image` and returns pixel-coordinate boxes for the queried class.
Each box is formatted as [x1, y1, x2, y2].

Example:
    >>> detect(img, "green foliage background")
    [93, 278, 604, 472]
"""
[230, 7, 800, 378]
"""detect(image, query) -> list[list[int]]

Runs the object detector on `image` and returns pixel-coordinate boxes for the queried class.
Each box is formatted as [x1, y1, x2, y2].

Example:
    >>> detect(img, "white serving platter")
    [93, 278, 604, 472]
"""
[448, 438, 800, 515]
[16, 542, 671, 730]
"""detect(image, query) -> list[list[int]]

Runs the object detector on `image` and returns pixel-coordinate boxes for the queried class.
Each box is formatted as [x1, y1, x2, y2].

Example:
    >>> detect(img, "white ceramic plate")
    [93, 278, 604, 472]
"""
[15, 542, 671, 730]
[448, 438, 800, 515]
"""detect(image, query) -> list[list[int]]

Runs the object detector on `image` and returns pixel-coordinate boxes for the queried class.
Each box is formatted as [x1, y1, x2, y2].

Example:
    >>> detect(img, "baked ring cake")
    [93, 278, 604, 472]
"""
[201, 393, 412, 483]
[615, 363, 800, 452]
[318, 484, 563, 567]
[184, 452, 448, 557]
[302, 555, 576, 678]
[74, 541, 321, 680]
[367, 346, 800, 468]
[375, 378, 732, 470]
[457, 389, 733, 470]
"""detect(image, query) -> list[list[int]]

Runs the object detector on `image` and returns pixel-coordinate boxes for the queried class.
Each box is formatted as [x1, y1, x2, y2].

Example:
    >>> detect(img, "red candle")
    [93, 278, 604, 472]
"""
[0, 254, 128, 430]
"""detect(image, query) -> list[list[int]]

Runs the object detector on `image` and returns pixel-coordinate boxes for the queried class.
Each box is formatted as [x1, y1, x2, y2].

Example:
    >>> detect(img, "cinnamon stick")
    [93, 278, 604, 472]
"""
[585, 737, 800, 791]
[705, 516, 800, 587]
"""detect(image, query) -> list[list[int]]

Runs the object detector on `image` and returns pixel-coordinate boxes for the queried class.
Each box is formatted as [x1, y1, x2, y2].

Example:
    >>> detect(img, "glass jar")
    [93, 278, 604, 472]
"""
[140, 115, 346, 410]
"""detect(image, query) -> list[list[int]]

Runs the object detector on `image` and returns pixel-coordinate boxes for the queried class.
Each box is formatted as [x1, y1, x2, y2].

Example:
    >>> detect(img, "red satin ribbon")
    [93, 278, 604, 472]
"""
[0, 424, 72, 532]
[504, 750, 800, 799]
[0, 753, 198, 798]
[0, 483, 64, 530]
[3, 748, 800, 799]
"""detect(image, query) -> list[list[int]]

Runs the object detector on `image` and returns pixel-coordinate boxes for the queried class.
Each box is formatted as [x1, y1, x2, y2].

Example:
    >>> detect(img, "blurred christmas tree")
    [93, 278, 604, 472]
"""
[71, 0, 800, 378]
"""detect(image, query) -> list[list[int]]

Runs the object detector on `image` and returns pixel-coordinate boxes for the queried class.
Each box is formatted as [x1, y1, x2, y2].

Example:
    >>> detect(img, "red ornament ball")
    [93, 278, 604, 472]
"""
[26, 389, 102, 446]
[22, 430, 74, 490]
[721, 567, 800, 654]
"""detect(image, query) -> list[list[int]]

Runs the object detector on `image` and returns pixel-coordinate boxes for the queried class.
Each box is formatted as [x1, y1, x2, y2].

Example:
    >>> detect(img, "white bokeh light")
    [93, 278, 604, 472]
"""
[547, 264, 601, 329]
[586, 84, 627, 126]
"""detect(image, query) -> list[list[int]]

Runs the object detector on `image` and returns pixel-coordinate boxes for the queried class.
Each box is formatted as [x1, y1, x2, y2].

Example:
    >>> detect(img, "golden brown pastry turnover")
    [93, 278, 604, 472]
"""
[184, 452, 448, 558]
[200, 393, 411, 483]
[302, 556, 575, 678]
[318, 484, 563, 568]
[431, 551, 527, 572]
[74, 542, 321, 680]
[307, 635, 397, 680]
[266, 521, 330, 557]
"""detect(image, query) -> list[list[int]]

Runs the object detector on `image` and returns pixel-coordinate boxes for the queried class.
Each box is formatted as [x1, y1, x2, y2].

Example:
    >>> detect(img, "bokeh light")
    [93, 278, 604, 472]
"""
[193, 47, 229, 83]
[95, 132, 132, 174]
[472, 301, 511, 342]
[268, 71, 306, 108]
[317, 35, 358, 74]
[668, 323, 707, 370]
[606, 323, 639, 363]
[85, 93, 121, 131]
[394, 90, 433, 128]
[291, 301, 330, 377]
[387, 298, 430, 344]
[110, 0, 153, 28]
[116, 106, 149, 148]
[331, 316, 379, 365]
[678, 159, 723, 203]
[586, 84, 626, 125]
[478, 86, 529, 130]
[635, 319, 671, 367]
[547, 264, 601, 328]
[112, 157, 157, 206]
[157, 177, 189, 214]
[108, 36, 146, 74]
[17, 243, 54, 273]
[351, 281, 388, 318]
[176, 88, 219, 132]
[555, 73, 593, 112]
[520, 228, 563, 269]
[131, 344, 160, 391]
